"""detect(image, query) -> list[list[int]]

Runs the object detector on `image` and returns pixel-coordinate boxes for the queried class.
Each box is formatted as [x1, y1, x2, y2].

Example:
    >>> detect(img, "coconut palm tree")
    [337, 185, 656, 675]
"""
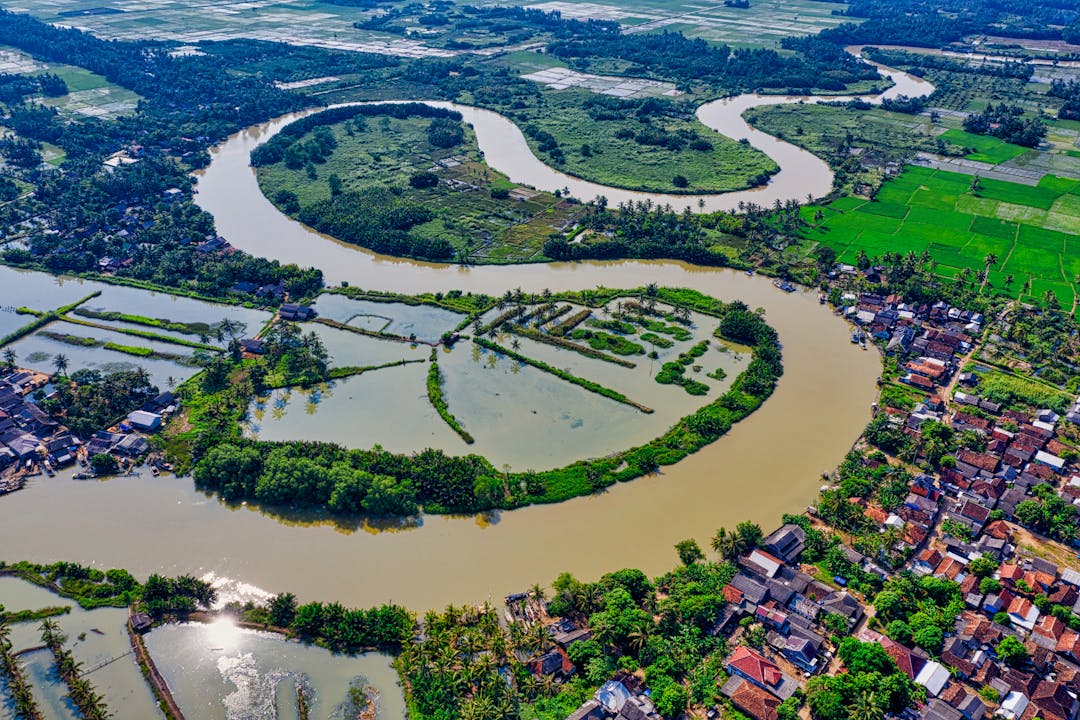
[850, 691, 884, 720]
[711, 527, 737, 561]
[52, 353, 68, 378]
[2, 348, 15, 370]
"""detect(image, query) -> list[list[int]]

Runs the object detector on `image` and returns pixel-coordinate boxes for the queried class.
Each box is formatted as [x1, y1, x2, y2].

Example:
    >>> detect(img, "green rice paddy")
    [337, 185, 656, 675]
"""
[802, 166, 1080, 307]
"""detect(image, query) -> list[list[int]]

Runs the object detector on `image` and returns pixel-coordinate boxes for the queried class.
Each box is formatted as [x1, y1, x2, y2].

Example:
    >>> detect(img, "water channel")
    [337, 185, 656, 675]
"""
[0, 53, 924, 610]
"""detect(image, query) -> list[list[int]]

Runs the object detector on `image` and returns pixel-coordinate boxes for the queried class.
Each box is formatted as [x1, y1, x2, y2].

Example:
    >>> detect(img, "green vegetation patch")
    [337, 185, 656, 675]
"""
[254, 104, 582, 265]
[939, 129, 1030, 164]
[514, 89, 777, 194]
[569, 328, 645, 356]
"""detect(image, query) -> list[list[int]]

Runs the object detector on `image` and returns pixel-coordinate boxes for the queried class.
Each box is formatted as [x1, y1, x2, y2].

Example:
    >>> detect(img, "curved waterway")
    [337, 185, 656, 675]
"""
[0, 53, 913, 611]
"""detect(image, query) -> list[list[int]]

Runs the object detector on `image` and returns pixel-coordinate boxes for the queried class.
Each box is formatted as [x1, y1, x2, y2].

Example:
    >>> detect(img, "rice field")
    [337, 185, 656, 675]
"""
[0, 45, 140, 118]
[10, 0, 853, 55]
[802, 166, 1080, 307]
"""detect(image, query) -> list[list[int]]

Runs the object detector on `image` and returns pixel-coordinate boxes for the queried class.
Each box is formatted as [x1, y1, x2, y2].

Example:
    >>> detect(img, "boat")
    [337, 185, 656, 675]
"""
[151, 466, 160, 477]
[851, 330, 863, 344]
[72, 472, 94, 480]
[745, 269, 754, 277]
[773, 280, 797, 293]
[818, 293, 827, 304]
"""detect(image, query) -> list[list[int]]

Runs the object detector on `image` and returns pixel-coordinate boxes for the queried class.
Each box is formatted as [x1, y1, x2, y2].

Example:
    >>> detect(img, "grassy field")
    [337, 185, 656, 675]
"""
[514, 89, 777, 193]
[256, 113, 582, 263]
[801, 166, 1080, 307]
[0, 45, 140, 119]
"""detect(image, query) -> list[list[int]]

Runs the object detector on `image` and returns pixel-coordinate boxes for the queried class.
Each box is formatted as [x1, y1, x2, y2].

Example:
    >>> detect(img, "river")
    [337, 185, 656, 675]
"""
[0, 54, 910, 611]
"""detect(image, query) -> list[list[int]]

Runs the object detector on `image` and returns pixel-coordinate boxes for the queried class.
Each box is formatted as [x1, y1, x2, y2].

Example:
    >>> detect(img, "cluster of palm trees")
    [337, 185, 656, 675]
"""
[397, 603, 535, 720]
[710, 521, 764, 562]
[0, 618, 43, 720]
[39, 619, 109, 720]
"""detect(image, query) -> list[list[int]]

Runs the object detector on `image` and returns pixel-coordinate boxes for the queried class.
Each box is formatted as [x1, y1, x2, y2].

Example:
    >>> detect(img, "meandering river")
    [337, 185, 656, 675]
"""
[0, 53, 926, 610]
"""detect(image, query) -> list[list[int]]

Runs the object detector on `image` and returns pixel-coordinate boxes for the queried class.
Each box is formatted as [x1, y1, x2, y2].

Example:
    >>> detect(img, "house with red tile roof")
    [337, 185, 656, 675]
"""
[720, 677, 783, 720]
[726, 646, 798, 700]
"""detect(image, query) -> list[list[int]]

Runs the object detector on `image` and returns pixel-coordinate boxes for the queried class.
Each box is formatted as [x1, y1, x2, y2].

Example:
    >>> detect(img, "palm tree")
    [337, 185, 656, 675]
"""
[2, 348, 15, 370]
[52, 353, 68, 378]
[711, 527, 737, 561]
[850, 691, 884, 720]
[981, 253, 998, 291]
[529, 583, 546, 605]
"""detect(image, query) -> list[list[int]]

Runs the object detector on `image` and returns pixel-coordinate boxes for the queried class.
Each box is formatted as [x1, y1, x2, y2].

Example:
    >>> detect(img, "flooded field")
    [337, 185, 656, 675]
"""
[8, 320, 199, 390]
[313, 295, 464, 345]
[0, 577, 164, 720]
[247, 296, 747, 470]
[0, 265, 274, 387]
[0, 577, 405, 720]
[145, 622, 406, 720]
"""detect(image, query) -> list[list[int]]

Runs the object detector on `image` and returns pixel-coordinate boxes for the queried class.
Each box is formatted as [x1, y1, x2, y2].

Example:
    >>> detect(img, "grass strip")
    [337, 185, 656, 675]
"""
[548, 308, 591, 336]
[0, 291, 102, 348]
[473, 337, 652, 414]
[1, 606, 70, 624]
[61, 315, 220, 351]
[71, 308, 216, 337]
[314, 317, 434, 346]
[508, 324, 636, 368]
[426, 350, 474, 444]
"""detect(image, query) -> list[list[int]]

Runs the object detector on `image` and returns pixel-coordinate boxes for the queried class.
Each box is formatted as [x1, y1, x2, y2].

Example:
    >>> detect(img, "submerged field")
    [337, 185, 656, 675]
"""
[245, 292, 748, 471]
[802, 166, 1080, 306]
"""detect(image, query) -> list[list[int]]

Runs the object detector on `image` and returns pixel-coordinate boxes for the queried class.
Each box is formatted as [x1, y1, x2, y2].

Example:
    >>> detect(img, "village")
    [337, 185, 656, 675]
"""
[489, 267, 1080, 720]
[0, 364, 175, 493]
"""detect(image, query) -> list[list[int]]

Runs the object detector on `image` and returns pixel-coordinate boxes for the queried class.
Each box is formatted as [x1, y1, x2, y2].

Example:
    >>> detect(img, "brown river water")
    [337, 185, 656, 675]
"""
[0, 58, 925, 610]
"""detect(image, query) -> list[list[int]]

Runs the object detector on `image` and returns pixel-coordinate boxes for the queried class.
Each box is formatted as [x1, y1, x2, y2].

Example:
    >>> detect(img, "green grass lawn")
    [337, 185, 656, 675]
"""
[802, 166, 1080, 307]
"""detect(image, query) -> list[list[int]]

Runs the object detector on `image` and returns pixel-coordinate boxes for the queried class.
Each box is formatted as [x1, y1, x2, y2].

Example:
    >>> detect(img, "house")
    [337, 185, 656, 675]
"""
[725, 646, 798, 700]
[126, 410, 162, 433]
[820, 591, 864, 627]
[129, 612, 153, 634]
[915, 660, 951, 696]
[915, 548, 944, 575]
[615, 695, 660, 720]
[1030, 681, 1079, 720]
[115, 434, 149, 456]
[595, 680, 632, 715]
[528, 647, 574, 678]
[763, 524, 806, 564]
[239, 338, 265, 355]
[998, 691, 1029, 720]
[566, 700, 606, 720]
[1006, 597, 1039, 631]
[279, 303, 316, 322]
[922, 699, 963, 720]
[1034, 450, 1066, 473]
[720, 676, 783, 720]
[777, 634, 819, 673]
[746, 549, 784, 578]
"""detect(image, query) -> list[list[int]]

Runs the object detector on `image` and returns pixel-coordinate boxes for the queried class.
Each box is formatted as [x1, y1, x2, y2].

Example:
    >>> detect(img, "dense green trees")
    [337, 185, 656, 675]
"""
[1012, 484, 1078, 541]
[963, 104, 1046, 148]
[193, 441, 495, 516]
[37, 367, 155, 439]
[548, 29, 879, 93]
[807, 638, 924, 720]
